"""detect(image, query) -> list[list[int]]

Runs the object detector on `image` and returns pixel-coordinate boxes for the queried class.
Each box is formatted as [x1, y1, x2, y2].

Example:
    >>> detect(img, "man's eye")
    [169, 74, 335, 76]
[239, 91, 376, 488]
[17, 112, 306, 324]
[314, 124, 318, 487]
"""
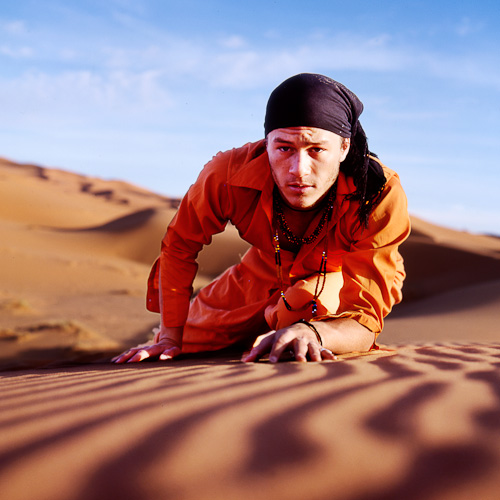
[310, 147, 324, 153]
[278, 146, 291, 152]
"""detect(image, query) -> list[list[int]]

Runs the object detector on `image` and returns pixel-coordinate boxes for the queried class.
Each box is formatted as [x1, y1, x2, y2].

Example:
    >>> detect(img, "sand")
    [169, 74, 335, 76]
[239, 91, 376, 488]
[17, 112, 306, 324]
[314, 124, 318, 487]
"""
[0, 156, 499, 499]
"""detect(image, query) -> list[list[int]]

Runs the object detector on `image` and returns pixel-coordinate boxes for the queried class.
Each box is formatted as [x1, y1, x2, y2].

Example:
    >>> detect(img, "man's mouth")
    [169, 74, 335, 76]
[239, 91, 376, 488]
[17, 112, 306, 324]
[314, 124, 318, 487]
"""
[288, 183, 313, 191]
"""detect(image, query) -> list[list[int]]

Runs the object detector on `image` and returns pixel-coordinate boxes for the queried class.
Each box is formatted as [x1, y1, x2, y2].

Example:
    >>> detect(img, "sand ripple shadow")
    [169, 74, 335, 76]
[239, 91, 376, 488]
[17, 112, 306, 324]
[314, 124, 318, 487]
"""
[351, 443, 496, 500]
[1, 345, 500, 500]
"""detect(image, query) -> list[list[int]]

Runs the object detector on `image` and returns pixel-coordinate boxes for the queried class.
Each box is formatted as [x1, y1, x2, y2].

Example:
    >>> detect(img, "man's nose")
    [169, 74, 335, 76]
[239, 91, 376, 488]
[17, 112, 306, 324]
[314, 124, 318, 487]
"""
[289, 151, 311, 177]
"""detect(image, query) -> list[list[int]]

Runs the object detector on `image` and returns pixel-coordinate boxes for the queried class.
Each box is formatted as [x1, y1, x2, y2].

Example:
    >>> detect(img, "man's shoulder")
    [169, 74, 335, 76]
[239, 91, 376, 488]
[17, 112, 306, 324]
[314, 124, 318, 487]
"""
[209, 139, 267, 169]
[199, 139, 269, 190]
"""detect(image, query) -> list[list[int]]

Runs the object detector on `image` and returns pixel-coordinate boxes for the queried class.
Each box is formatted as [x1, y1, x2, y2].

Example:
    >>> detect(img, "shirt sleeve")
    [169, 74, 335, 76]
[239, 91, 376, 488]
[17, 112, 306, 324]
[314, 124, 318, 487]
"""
[315, 171, 411, 335]
[146, 151, 231, 326]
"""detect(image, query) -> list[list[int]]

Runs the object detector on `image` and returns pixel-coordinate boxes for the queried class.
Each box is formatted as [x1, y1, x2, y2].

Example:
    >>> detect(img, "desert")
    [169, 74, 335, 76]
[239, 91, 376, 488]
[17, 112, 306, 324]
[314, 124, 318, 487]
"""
[1, 156, 499, 500]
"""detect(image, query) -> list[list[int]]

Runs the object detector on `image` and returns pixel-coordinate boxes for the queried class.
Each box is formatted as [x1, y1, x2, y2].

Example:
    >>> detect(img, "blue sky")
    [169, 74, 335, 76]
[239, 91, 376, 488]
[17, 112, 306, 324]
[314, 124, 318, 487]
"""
[1, 0, 499, 234]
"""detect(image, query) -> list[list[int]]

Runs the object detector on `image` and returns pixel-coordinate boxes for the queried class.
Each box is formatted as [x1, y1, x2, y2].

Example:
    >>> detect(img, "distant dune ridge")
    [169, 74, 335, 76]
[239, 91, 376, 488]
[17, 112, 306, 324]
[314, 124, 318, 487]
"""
[1, 156, 500, 500]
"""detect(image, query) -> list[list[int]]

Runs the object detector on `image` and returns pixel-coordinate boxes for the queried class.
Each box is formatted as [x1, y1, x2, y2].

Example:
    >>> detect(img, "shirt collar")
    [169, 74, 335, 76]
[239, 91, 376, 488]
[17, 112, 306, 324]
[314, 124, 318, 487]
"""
[227, 140, 273, 192]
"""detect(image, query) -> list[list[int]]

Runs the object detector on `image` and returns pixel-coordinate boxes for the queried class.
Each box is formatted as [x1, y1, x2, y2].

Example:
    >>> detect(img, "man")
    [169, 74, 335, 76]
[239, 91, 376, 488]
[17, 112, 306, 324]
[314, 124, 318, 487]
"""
[113, 73, 410, 364]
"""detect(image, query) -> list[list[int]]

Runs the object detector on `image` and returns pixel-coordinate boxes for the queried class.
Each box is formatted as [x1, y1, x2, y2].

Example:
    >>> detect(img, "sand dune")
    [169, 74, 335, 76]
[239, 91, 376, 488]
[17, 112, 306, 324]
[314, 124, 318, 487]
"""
[0, 157, 249, 364]
[1, 156, 499, 499]
[397, 217, 500, 301]
[383, 216, 500, 344]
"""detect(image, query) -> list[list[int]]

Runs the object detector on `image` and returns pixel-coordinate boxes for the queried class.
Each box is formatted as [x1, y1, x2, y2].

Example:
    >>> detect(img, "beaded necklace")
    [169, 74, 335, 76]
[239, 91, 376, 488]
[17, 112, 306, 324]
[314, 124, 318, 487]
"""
[273, 187, 335, 246]
[273, 187, 335, 316]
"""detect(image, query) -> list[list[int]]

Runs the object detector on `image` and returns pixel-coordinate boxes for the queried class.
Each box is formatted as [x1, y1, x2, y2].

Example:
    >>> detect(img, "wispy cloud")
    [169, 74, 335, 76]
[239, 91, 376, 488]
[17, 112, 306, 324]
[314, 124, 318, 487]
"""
[0, 19, 28, 35]
[219, 35, 247, 49]
[0, 69, 173, 128]
[0, 44, 33, 58]
[455, 16, 484, 36]
[1, 22, 498, 133]
[3, 5, 497, 93]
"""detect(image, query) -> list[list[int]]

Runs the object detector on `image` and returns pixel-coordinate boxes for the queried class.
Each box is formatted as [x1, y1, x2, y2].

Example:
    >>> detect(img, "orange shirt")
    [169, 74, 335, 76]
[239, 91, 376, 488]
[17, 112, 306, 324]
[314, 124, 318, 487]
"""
[147, 139, 410, 335]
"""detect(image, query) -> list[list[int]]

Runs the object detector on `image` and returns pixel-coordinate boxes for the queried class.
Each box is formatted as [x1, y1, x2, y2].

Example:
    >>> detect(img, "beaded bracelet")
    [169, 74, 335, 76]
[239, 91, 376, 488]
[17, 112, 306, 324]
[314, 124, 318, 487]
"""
[294, 319, 323, 346]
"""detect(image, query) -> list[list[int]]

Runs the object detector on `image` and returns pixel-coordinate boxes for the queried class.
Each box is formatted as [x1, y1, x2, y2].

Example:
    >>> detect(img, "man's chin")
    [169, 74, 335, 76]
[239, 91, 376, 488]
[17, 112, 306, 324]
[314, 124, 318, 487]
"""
[283, 197, 320, 212]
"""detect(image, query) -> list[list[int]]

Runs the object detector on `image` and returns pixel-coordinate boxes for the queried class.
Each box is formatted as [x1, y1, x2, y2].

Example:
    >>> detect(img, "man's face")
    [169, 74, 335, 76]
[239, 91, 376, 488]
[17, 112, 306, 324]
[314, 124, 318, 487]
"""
[266, 127, 350, 210]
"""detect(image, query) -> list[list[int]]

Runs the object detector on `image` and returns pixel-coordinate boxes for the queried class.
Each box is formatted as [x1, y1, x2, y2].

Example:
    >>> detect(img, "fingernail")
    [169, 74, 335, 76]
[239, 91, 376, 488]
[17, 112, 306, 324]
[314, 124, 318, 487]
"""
[269, 356, 277, 363]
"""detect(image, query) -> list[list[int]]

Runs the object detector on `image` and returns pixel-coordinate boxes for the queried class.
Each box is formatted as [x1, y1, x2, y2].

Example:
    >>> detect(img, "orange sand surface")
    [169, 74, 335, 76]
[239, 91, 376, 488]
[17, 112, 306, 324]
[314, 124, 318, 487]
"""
[1, 157, 499, 499]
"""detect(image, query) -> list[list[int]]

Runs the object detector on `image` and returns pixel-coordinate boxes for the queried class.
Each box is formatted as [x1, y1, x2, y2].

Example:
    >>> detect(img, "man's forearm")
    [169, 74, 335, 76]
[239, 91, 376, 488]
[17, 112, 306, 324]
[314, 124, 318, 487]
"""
[158, 266, 185, 347]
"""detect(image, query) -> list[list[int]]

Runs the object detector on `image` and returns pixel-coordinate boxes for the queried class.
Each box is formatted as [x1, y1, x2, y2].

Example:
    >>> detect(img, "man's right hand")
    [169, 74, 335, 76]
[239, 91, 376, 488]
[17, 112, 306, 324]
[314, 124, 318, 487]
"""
[112, 326, 183, 364]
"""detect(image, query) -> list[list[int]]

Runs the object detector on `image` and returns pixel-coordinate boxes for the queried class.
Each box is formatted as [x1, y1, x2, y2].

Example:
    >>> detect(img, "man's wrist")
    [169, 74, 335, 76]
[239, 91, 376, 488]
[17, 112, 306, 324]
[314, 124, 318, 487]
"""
[155, 325, 183, 345]
[294, 319, 323, 345]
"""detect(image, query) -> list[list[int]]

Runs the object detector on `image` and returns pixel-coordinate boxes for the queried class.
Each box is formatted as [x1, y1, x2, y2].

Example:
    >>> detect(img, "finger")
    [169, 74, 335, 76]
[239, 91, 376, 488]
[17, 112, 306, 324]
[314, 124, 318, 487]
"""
[241, 332, 275, 362]
[159, 346, 182, 361]
[126, 343, 170, 363]
[320, 347, 337, 361]
[293, 337, 309, 363]
[128, 348, 153, 363]
[307, 342, 323, 362]
[112, 347, 142, 364]
[241, 341, 270, 363]
[268, 332, 296, 363]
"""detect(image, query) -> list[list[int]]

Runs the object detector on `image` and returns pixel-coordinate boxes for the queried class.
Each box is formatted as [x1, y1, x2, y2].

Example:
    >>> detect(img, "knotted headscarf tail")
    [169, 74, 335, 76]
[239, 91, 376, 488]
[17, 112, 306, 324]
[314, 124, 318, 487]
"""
[264, 73, 386, 227]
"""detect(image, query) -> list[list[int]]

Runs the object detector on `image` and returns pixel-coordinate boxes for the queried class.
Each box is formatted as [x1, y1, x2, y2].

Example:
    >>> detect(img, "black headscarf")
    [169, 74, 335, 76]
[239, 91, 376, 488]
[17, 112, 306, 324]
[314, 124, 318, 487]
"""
[264, 73, 362, 138]
[264, 73, 386, 227]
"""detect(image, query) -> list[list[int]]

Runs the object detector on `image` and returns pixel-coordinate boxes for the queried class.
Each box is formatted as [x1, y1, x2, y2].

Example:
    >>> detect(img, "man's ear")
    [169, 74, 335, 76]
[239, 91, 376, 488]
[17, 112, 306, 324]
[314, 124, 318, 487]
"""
[340, 138, 350, 161]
